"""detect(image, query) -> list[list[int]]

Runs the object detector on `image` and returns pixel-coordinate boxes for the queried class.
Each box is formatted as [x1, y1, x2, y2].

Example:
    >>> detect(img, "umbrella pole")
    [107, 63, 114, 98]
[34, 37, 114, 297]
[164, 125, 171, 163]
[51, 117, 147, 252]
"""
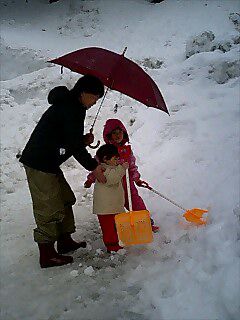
[91, 46, 127, 131]
[88, 87, 110, 149]
[91, 87, 110, 131]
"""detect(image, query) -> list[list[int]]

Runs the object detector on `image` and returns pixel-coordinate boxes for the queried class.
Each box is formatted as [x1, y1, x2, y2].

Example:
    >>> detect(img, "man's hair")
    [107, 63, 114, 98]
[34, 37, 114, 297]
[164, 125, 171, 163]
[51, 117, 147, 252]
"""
[71, 74, 104, 98]
[96, 144, 119, 163]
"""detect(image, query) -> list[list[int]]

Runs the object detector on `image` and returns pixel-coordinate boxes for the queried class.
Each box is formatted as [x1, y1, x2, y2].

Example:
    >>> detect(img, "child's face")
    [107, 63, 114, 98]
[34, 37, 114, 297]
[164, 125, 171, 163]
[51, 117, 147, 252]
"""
[105, 155, 119, 166]
[80, 92, 100, 109]
[110, 128, 124, 144]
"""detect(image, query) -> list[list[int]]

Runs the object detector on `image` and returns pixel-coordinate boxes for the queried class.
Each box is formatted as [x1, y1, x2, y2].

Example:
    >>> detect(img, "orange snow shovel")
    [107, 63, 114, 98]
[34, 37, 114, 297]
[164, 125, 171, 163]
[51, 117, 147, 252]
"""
[140, 183, 208, 225]
[115, 146, 153, 246]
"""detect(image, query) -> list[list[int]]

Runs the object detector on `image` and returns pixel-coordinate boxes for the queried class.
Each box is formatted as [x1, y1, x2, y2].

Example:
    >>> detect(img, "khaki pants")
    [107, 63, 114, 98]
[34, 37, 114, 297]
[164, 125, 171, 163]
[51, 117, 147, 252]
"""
[24, 166, 76, 243]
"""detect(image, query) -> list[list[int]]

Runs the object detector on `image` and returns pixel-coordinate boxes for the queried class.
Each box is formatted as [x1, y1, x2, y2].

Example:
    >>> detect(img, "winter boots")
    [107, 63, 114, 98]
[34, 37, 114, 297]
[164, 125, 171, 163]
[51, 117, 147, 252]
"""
[38, 243, 73, 268]
[107, 244, 123, 253]
[57, 233, 87, 254]
[38, 234, 86, 268]
[150, 218, 160, 233]
[152, 225, 160, 233]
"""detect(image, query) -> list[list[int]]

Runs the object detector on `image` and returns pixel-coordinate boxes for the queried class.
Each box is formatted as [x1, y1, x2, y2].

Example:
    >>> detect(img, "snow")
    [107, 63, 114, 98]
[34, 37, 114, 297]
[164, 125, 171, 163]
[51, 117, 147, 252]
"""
[70, 270, 79, 278]
[84, 266, 95, 276]
[0, 0, 240, 319]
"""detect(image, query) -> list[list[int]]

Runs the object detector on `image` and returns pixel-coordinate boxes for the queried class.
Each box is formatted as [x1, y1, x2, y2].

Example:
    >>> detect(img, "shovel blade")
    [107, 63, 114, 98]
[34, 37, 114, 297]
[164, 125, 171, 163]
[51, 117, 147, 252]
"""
[115, 210, 153, 246]
[183, 208, 208, 225]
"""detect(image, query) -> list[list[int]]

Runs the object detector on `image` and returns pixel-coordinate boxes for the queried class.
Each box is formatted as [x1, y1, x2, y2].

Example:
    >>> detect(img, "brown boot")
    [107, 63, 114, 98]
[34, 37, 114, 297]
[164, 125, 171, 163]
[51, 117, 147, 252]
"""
[57, 233, 87, 254]
[38, 243, 73, 268]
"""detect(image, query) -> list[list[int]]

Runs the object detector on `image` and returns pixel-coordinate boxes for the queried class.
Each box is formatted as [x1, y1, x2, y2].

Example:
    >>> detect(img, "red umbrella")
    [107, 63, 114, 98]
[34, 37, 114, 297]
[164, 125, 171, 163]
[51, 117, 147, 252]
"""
[49, 47, 169, 115]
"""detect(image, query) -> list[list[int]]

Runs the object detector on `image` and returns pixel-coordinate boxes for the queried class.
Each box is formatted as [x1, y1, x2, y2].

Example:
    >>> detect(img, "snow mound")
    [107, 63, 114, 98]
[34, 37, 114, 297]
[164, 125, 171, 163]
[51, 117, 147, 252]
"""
[186, 31, 216, 58]
[0, 40, 50, 81]
[186, 31, 240, 59]
[208, 60, 240, 84]
[229, 12, 240, 32]
[46, 1, 101, 38]
[140, 57, 164, 69]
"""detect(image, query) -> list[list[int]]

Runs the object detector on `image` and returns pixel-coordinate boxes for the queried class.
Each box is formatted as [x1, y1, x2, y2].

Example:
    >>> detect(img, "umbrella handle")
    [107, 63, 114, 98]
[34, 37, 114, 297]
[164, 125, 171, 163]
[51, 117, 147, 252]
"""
[88, 140, 100, 149]
[87, 128, 100, 149]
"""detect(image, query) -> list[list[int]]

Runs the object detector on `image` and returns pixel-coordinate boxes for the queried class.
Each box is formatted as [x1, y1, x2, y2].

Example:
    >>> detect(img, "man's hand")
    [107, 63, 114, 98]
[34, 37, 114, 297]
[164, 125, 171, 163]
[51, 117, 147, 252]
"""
[93, 165, 106, 183]
[83, 132, 94, 146]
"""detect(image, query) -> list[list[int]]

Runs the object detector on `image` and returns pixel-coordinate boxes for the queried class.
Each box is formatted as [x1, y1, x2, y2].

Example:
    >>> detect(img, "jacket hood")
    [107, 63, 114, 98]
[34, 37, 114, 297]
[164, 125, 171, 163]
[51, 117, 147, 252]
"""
[103, 119, 129, 145]
[47, 86, 72, 105]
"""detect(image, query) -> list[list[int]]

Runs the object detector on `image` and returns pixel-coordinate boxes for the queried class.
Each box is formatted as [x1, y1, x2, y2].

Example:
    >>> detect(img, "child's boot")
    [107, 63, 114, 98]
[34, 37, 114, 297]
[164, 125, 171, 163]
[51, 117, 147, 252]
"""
[152, 225, 160, 233]
[57, 233, 87, 254]
[151, 218, 160, 233]
[107, 244, 123, 253]
[38, 243, 73, 268]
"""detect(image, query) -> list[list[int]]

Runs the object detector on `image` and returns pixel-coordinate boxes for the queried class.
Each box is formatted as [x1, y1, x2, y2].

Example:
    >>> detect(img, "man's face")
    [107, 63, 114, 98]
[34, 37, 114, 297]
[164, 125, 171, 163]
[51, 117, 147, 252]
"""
[80, 92, 100, 109]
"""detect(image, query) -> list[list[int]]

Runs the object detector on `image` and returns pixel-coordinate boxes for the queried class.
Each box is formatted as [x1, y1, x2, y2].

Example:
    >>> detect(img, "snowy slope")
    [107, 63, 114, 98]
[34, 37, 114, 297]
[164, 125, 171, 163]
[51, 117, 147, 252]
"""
[1, 1, 240, 320]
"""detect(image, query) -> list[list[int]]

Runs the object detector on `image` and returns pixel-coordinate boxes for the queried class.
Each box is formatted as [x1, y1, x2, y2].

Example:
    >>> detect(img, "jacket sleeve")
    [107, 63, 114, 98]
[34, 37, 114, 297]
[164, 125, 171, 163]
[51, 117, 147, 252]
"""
[60, 106, 98, 171]
[129, 151, 141, 182]
[104, 165, 126, 186]
[73, 147, 98, 171]
[86, 170, 96, 183]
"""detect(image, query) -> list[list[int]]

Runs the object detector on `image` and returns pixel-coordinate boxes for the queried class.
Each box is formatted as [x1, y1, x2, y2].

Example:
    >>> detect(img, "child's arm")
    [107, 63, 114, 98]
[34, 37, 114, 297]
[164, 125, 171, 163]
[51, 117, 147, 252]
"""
[84, 155, 100, 187]
[129, 151, 148, 186]
[104, 164, 127, 186]
[128, 152, 141, 182]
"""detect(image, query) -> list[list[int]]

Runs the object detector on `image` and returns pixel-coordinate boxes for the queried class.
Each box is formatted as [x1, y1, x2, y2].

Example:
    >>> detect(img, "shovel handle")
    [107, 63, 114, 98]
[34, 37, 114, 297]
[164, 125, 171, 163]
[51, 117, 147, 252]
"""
[141, 184, 187, 211]
[126, 169, 133, 212]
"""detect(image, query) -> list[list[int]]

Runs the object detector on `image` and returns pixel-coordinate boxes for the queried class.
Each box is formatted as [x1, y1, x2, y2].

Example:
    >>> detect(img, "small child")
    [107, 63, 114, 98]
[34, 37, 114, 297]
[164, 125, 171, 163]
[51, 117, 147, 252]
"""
[85, 118, 159, 232]
[93, 144, 129, 252]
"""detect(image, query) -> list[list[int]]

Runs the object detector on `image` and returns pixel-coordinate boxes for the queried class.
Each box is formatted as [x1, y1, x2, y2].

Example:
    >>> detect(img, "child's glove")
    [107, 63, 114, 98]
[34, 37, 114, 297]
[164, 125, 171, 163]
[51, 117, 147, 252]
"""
[135, 179, 148, 187]
[122, 162, 129, 170]
[84, 180, 92, 188]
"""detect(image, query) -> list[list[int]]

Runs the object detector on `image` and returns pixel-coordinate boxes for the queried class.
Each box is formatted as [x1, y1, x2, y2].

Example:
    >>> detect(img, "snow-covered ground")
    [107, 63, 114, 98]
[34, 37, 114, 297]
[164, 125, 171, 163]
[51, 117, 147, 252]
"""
[1, 1, 240, 319]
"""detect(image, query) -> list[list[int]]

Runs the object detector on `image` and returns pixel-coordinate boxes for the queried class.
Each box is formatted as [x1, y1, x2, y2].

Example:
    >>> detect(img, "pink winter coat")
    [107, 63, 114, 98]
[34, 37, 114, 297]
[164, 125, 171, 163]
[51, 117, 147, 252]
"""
[86, 119, 146, 211]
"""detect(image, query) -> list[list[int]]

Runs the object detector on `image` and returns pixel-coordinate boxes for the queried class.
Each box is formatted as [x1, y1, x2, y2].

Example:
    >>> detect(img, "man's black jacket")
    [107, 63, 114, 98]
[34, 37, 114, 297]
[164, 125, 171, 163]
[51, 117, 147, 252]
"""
[20, 86, 98, 173]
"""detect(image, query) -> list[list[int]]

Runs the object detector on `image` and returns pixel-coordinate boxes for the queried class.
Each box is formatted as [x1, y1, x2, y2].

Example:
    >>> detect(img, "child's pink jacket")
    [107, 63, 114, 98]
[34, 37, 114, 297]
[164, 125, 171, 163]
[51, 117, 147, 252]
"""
[86, 119, 146, 211]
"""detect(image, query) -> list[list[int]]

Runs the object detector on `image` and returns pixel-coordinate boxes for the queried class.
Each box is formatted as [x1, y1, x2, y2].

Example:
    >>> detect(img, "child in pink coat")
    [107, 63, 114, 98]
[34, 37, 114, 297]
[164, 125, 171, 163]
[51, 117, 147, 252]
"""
[84, 119, 159, 232]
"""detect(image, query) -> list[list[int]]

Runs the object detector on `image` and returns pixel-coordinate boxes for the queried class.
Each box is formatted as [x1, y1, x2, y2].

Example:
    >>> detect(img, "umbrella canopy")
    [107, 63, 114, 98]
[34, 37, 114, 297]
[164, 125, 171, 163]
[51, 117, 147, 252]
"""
[49, 47, 169, 114]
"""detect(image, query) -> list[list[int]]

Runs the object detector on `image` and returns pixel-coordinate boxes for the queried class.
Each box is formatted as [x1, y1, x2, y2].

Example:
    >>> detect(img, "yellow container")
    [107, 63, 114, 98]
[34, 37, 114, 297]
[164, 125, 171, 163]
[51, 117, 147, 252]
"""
[115, 210, 153, 246]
